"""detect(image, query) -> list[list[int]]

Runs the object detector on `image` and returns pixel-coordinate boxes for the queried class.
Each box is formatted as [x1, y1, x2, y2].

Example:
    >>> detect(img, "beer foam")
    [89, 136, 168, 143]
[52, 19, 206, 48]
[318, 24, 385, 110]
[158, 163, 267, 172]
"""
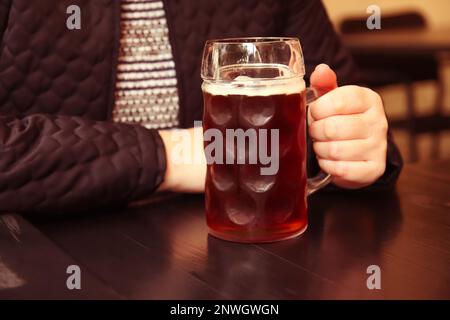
[202, 76, 305, 97]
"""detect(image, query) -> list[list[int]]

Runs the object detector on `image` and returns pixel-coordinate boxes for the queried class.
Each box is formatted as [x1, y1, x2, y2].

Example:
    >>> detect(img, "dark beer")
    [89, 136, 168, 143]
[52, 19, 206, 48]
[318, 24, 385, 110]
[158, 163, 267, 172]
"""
[202, 74, 307, 242]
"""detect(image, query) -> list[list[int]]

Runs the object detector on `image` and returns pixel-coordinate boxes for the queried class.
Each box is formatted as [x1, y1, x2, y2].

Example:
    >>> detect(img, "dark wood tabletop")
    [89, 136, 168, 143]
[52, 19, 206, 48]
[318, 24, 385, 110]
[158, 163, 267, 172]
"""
[1, 160, 449, 300]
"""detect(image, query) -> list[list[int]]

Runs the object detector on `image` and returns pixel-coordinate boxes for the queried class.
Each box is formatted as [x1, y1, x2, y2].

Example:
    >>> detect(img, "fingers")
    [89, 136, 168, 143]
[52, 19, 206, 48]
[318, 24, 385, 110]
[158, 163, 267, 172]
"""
[313, 139, 374, 161]
[307, 64, 337, 124]
[310, 64, 337, 87]
[309, 113, 371, 141]
[309, 86, 374, 121]
[317, 158, 386, 188]
[310, 64, 338, 97]
[307, 78, 388, 189]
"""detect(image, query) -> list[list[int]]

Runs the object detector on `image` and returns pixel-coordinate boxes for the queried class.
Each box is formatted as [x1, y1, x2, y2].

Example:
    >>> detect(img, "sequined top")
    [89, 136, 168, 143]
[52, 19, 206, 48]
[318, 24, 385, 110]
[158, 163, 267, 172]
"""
[113, 0, 179, 129]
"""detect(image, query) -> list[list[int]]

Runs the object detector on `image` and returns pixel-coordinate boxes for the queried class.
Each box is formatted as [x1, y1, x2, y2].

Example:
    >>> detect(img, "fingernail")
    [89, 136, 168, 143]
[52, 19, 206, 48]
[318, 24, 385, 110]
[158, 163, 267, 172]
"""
[315, 63, 330, 71]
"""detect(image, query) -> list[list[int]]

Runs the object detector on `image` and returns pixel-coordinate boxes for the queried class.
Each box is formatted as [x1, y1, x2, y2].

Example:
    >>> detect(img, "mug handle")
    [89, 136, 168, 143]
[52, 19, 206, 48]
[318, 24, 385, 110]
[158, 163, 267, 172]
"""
[306, 87, 332, 196]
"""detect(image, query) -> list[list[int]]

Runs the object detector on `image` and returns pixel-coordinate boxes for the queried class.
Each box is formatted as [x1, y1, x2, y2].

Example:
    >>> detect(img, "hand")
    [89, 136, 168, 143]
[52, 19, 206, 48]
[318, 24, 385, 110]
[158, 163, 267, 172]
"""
[158, 126, 206, 193]
[308, 64, 388, 189]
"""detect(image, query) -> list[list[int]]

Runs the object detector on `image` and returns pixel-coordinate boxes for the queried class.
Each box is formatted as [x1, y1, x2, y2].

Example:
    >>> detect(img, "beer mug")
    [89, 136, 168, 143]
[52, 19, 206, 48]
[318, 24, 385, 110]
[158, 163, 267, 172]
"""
[201, 38, 331, 243]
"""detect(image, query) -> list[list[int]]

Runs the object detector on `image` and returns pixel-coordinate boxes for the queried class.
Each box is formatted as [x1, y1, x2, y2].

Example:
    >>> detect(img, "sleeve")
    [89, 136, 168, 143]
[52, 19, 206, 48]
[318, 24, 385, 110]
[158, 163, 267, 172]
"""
[0, 113, 166, 214]
[281, 0, 403, 189]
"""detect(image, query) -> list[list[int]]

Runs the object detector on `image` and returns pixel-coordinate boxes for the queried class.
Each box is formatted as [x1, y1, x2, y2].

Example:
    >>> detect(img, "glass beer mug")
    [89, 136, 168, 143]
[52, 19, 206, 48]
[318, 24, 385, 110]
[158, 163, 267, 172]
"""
[201, 38, 331, 243]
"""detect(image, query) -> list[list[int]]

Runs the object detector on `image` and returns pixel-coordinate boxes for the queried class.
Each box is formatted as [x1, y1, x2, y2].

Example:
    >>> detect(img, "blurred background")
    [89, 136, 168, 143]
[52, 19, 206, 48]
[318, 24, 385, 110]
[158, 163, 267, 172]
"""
[323, 0, 450, 163]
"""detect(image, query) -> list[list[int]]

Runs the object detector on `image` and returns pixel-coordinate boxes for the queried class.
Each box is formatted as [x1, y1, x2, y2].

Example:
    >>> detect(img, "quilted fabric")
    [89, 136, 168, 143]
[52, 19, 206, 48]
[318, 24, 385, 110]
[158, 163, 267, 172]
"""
[0, 0, 118, 119]
[0, 113, 165, 213]
[0, 0, 166, 214]
[0, 0, 402, 214]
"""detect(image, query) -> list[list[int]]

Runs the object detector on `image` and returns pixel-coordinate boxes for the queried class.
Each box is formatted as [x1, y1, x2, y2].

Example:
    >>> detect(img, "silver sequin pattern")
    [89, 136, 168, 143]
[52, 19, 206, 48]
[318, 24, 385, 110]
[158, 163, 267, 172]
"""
[113, 0, 180, 129]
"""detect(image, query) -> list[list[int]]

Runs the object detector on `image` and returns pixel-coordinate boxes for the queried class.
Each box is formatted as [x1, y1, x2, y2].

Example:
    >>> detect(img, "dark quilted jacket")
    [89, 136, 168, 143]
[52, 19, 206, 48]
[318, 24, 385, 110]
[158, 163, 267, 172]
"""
[0, 0, 402, 214]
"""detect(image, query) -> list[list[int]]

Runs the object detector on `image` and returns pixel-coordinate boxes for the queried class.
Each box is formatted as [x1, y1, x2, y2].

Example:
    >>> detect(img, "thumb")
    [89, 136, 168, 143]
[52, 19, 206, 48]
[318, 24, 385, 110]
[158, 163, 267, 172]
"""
[310, 64, 338, 97]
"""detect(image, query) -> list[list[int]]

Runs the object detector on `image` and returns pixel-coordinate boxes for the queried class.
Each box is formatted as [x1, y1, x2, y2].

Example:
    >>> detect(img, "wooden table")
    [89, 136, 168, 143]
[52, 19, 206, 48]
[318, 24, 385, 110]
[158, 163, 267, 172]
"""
[1, 160, 450, 299]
